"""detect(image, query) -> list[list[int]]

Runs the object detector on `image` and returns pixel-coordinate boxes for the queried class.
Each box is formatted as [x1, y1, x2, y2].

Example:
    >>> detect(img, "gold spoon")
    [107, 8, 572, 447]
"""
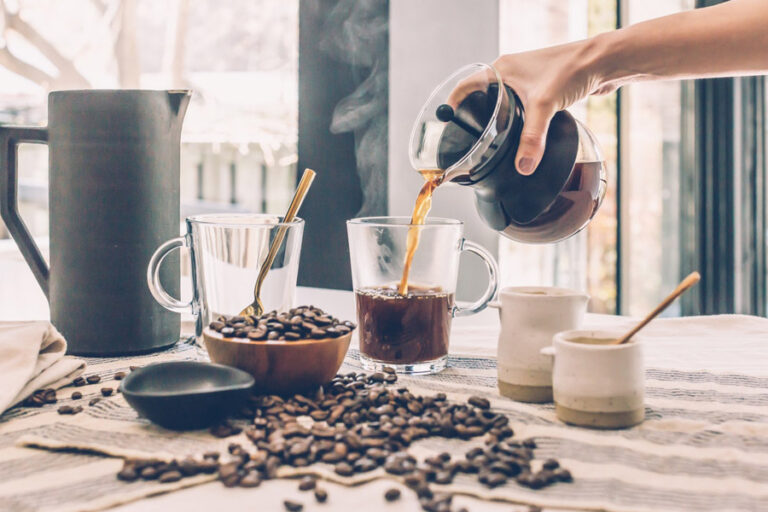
[614, 271, 701, 345]
[239, 168, 316, 318]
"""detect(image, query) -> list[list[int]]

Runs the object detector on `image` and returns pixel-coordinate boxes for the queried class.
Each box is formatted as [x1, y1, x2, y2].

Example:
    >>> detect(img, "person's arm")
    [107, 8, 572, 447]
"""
[497, 0, 768, 175]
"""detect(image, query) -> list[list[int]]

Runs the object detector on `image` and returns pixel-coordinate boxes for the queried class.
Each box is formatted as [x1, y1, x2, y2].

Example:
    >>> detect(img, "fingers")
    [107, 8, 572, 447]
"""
[516, 100, 556, 176]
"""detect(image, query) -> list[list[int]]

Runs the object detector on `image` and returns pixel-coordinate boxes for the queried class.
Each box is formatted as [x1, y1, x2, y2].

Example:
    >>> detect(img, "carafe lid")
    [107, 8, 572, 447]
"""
[409, 63, 519, 183]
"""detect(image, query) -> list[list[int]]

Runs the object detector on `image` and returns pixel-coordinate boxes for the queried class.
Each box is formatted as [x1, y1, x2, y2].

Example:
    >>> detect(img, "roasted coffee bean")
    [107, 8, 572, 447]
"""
[467, 396, 490, 409]
[73, 376, 86, 387]
[283, 501, 303, 512]
[314, 488, 328, 503]
[384, 487, 401, 501]
[159, 470, 182, 483]
[554, 468, 573, 482]
[209, 422, 242, 438]
[522, 438, 537, 449]
[114, 371, 127, 381]
[353, 457, 377, 473]
[57, 405, 82, 415]
[140, 467, 159, 480]
[334, 462, 354, 477]
[117, 467, 138, 481]
[434, 471, 453, 484]
[542, 458, 559, 470]
[220, 327, 235, 337]
[101, 387, 114, 396]
[298, 476, 316, 491]
[239, 472, 262, 487]
[86, 375, 101, 384]
[71, 391, 82, 400]
[88, 398, 101, 406]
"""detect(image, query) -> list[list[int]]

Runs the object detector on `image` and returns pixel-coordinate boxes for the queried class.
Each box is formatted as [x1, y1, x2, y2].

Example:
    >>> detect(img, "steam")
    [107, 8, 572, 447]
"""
[320, 0, 388, 217]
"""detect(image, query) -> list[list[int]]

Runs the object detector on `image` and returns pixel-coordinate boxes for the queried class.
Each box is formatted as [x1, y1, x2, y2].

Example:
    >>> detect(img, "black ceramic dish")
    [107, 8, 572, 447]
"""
[121, 361, 254, 430]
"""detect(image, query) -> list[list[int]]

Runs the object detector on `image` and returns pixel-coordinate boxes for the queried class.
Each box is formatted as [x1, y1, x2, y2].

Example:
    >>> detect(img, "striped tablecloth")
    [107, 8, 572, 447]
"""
[1, 312, 768, 512]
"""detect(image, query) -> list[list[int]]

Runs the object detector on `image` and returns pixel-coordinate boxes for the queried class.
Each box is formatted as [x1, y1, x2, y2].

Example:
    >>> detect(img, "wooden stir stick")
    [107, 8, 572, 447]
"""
[614, 271, 701, 345]
[239, 168, 316, 317]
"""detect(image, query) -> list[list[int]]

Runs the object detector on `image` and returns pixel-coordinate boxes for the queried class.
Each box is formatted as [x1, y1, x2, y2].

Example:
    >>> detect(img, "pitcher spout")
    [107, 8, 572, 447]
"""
[168, 90, 192, 128]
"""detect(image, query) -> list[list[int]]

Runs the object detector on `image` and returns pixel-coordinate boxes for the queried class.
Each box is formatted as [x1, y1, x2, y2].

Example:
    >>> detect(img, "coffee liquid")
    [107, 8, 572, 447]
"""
[356, 285, 454, 364]
[397, 170, 444, 295]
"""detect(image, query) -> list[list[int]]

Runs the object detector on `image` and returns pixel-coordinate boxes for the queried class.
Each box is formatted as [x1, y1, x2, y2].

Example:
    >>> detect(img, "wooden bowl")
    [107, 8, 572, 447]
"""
[202, 328, 352, 395]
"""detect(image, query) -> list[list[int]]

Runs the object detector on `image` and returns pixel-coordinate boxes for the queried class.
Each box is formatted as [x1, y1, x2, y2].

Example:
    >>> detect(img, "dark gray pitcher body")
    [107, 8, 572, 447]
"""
[0, 90, 190, 355]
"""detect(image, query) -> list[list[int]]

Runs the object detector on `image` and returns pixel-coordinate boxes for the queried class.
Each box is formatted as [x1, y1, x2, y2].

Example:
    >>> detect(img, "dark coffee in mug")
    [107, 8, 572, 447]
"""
[355, 285, 454, 364]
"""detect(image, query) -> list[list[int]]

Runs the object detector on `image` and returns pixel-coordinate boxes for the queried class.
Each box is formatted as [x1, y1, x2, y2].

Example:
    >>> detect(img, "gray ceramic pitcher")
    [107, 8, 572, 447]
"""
[0, 90, 190, 355]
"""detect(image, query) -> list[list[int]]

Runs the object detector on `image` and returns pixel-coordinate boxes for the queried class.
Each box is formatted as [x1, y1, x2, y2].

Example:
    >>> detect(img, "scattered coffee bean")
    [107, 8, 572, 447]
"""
[283, 500, 303, 512]
[542, 458, 559, 470]
[298, 476, 316, 491]
[117, 467, 138, 482]
[239, 472, 262, 487]
[209, 421, 242, 438]
[71, 391, 82, 400]
[334, 462, 354, 477]
[72, 376, 86, 387]
[89, 398, 101, 406]
[467, 396, 490, 409]
[112, 369, 572, 501]
[86, 375, 101, 384]
[57, 405, 83, 415]
[314, 488, 328, 503]
[129, 365, 140, 371]
[114, 371, 127, 381]
[384, 487, 401, 501]
[101, 387, 114, 397]
[159, 470, 182, 483]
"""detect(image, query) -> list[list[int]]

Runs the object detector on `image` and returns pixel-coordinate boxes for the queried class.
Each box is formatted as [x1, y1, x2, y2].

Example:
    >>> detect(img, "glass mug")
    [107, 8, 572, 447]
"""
[147, 214, 304, 340]
[347, 217, 499, 374]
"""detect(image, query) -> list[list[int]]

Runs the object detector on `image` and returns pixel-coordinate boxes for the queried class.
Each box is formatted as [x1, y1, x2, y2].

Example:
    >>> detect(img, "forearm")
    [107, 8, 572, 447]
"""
[593, 0, 768, 89]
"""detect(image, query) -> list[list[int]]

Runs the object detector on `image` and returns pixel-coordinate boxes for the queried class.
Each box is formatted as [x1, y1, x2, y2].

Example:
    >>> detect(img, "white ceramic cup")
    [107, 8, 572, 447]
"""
[542, 329, 645, 429]
[492, 286, 589, 403]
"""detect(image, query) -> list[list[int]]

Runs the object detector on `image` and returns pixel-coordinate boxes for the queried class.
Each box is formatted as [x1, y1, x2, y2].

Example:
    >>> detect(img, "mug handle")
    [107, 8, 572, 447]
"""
[0, 126, 50, 298]
[452, 239, 499, 317]
[147, 235, 194, 314]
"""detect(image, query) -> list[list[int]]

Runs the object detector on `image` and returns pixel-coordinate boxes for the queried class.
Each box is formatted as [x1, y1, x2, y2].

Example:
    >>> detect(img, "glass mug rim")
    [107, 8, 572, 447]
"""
[347, 216, 463, 228]
[186, 213, 304, 228]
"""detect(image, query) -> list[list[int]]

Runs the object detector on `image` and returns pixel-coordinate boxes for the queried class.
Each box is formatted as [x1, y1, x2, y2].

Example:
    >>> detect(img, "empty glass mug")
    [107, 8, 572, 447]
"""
[347, 217, 499, 374]
[147, 214, 304, 340]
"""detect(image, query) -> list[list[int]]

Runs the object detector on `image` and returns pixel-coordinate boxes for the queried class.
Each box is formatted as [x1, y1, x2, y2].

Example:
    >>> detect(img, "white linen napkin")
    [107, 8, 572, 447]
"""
[0, 321, 85, 413]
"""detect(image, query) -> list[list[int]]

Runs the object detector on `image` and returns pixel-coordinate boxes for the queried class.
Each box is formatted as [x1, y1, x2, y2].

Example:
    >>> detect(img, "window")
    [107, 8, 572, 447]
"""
[497, 0, 695, 316]
[0, 0, 298, 319]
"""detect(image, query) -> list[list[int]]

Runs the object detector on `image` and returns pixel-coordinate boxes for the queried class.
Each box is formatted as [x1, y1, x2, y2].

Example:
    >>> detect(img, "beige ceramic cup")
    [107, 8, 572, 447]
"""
[542, 330, 645, 429]
[493, 287, 589, 403]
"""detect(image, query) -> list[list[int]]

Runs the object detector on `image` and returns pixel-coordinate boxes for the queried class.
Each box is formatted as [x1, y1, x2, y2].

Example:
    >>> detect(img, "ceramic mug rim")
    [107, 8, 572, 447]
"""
[553, 329, 643, 351]
[499, 286, 589, 299]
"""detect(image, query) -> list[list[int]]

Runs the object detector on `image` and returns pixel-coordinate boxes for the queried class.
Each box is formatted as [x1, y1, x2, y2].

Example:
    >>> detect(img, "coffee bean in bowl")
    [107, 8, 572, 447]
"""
[203, 306, 355, 395]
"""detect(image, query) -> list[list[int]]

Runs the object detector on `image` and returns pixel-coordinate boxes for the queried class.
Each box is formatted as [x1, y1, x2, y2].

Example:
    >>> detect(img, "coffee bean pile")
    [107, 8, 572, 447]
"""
[23, 388, 57, 407]
[208, 306, 356, 341]
[114, 369, 572, 511]
[117, 456, 219, 484]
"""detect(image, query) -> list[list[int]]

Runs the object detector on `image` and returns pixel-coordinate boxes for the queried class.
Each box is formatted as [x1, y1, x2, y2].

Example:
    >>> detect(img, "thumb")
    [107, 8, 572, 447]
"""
[516, 103, 555, 176]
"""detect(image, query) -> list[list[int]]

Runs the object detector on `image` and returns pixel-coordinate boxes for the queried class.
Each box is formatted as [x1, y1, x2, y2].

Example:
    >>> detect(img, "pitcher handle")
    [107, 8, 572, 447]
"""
[147, 235, 194, 314]
[453, 239, 499, 317]
[0, 126, 50, 298]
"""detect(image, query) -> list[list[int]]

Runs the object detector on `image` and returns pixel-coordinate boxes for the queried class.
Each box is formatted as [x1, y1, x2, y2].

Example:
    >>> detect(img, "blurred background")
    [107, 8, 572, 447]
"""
[0, 0, 765, 319]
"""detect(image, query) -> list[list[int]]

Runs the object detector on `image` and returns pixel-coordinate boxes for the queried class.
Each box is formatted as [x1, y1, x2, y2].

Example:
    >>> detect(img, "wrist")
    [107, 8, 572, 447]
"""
[581, 30, 629, 89]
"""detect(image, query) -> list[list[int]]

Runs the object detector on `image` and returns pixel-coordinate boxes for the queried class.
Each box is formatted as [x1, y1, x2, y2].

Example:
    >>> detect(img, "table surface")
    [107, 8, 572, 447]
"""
[58, 287, 765, 511]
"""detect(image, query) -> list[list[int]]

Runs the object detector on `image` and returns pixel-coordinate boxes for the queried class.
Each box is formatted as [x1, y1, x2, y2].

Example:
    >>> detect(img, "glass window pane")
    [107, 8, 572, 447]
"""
[0, 0, 298, 318]
[498, 0, 618, 312]
[620, 0, 694, 316]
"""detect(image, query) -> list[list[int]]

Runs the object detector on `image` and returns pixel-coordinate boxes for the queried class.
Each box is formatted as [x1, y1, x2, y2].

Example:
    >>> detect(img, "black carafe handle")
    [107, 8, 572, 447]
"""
[0, 126, 50, 298]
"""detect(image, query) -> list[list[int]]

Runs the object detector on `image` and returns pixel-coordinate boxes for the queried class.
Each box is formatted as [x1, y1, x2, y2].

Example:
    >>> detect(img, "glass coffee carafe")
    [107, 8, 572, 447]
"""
[409, 63, 606, 244]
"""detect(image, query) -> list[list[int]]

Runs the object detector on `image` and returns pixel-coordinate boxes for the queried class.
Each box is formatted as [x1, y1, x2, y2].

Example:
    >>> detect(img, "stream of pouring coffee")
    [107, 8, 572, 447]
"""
[397, 170, 444, 295]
